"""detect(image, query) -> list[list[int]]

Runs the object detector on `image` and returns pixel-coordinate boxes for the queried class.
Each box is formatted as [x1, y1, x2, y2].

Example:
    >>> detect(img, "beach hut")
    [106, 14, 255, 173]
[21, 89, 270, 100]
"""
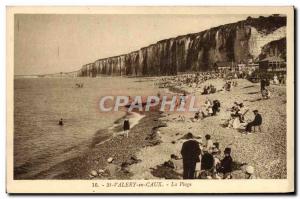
[259, 56, 285, 71]
[214, 61, 235, 72]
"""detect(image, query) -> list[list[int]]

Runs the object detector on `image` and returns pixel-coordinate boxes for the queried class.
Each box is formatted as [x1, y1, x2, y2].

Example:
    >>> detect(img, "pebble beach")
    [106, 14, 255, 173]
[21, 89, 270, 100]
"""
[44, 77, 287, 180]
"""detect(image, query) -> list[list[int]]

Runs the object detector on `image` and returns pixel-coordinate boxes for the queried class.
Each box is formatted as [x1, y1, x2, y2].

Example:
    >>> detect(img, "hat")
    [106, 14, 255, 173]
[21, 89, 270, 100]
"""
[186, 132, 194, 139]
[253, 110, 258, 113]
[205, 134, 211, 140]
[224, 147, 231, 154]
[246, 165, 254, 174]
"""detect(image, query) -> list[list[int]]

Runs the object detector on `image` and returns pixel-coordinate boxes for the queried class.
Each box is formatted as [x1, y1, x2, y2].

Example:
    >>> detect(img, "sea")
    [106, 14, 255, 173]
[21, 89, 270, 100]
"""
[13, 76, 159, 179]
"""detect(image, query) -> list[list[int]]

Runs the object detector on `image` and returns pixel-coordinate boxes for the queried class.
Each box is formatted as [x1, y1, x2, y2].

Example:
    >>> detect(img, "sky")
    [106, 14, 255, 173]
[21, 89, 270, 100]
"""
[14, 14, 256, 75]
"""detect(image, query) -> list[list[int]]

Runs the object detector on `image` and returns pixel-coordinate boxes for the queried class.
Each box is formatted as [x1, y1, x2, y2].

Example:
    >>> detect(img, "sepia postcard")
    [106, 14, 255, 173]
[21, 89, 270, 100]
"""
[6, 6, 294, 194]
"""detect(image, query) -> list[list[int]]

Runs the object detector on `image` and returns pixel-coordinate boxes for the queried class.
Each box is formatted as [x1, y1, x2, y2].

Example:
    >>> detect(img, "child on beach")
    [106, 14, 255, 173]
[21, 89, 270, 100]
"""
[204, 134, 214, 151]
[123, 118, 130, 138]
[219, 147, 233, 179]
[212, 149, 221, 179]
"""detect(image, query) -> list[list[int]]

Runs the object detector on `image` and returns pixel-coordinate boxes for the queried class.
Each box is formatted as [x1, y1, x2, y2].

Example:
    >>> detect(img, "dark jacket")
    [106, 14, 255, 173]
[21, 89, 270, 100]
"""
[181, 140, 201, 163]
[261, 79, 266, 90]
[252, 114, 262, 126]
[123, 120, 130, 131]
[220, 155, 233, 173]
[201, 152, 214, 170]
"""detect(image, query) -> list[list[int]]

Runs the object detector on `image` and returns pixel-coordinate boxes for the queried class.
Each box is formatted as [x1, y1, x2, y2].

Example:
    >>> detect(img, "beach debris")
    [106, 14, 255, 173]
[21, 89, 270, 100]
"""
[89, 175, 95, 179]
[150, 165, 181, 179]
[90, 170, 98, 177]
[145, 128, 162, 146]
[129, 155, 141, 164]
[105, 164, 119, 177]
[121, 155, 142, 168]
[98, 169, 105, 174]
[107, 157, 114, 163]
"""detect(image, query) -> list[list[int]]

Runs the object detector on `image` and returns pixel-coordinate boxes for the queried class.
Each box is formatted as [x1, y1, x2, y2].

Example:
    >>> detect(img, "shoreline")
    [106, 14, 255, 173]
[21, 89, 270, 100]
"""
[30, 108, 165, 179]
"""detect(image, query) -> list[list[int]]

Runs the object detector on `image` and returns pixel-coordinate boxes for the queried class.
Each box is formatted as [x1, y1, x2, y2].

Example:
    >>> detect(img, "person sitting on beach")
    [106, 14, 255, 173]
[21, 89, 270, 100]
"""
[210, 85, 216, 94]
[58, 118, 64, 126]
[192, 110, 201, 122]
[262, 89, 271, 99]
[245, 165, 257, 179]
[224, 81, 231, 91]
[202, 86, 209, 95]
[212, 100, 221, 116]
[200, 149, 214, 179]
[169, 154, 183, 172]
[245, 110, 262, 134]
[237, 103, 248, 123]
[226, 103, 248, 129]
[204, 99, 213, 116]
[123, 118, 130, 138]
[219, 147, 233, 179]
[180, 132, 201, 179]
[224, 103, 240, 129]
[232, 81, 238, 87]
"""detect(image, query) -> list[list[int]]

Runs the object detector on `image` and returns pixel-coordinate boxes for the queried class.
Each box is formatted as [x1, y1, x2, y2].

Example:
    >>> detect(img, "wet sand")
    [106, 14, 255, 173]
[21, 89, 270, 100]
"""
[32, 109, 165, 179]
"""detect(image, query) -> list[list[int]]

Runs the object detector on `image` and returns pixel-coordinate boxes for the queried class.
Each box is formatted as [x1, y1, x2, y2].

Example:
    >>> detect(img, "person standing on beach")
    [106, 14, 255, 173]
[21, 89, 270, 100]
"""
[58, 118, 63, 126]
[123, 118, 130, 138]
[180, 132, 201, 179]
[260, 78, 266, 91]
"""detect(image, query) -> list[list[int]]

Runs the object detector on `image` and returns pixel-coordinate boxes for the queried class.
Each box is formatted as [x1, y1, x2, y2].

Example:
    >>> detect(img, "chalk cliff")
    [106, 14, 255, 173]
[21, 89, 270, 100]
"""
[259, 37, 286, 61]
[78, 15, 286, 77]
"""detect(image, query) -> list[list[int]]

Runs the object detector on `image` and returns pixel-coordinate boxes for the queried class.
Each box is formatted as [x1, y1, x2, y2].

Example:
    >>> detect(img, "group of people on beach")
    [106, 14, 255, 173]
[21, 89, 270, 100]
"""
[222, 80, 238, 92]
[102, 71, 265, 180]
[192, 99, 221, 121]
[179, 132, 256, 179]
[223, 101, 262, 134]
[157, 72, 224, 89]
[272, 73, 286, 85]
[201, 84, 217, 95]
[75, 83, 84, 88]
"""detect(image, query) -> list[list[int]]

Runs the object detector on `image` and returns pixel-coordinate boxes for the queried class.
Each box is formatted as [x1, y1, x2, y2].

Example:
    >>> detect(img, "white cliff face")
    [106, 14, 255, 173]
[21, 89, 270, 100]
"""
[248, 26, 286, 59]
[78, 16, 286, 77]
